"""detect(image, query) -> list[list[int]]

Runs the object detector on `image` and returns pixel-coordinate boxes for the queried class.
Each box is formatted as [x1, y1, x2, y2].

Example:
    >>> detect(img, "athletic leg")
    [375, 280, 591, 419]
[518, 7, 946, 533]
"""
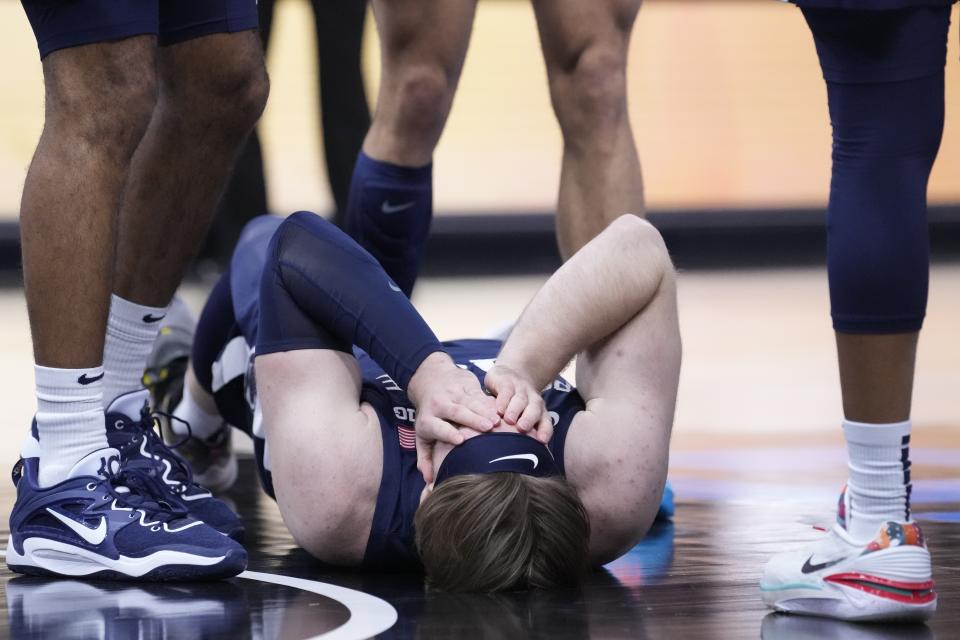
[532, 0, 644, 258]
[19, 36, 158, 486]
[761, 7, 947, 622]
[312, 0, 371, 224]
[344, 0, 476, 295]
[106, 27, 268, 405]
[203, 0, 275, 266]
[809, 7, 946, 535]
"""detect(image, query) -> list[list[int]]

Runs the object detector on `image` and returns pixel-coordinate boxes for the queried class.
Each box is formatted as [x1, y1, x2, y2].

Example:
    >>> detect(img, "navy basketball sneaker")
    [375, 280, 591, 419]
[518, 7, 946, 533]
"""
[7, 447, 246, 580]
[105, 390, 245, 541]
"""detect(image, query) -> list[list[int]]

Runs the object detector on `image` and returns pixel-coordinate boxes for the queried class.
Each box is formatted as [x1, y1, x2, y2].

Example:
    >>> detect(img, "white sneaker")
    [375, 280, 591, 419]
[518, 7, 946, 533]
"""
[761, 514, 936, 622]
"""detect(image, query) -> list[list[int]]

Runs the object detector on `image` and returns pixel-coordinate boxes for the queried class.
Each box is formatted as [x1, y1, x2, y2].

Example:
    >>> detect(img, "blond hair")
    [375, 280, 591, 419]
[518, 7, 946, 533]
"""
[414, 473, 590, 592]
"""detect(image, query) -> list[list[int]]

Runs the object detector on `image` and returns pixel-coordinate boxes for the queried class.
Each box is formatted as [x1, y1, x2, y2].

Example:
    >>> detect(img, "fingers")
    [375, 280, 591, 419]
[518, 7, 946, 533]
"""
[422, 415, 465, 446]
[516, 395, 545, 433]
[488, 376, 516, 418]
[440, 402, 492, 433]
[534, 411, 553, 444]
[464, 392, 500, 426]
[503, 391, 528, 426]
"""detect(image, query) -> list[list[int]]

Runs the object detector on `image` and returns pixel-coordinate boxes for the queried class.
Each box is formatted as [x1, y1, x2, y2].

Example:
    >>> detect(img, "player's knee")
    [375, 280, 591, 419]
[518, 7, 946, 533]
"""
[391, 65, 454, 139]
[47, 69, 157, 159]
[168, 54, 269, 134]
[828, 220, 929, 334]
[550, 47, 628, 140]
[219, 59, 270, 129]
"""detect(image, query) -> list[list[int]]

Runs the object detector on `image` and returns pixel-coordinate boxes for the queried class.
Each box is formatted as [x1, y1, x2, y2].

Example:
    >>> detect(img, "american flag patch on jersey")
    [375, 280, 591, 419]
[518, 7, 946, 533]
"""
[398, 426, 416, 450]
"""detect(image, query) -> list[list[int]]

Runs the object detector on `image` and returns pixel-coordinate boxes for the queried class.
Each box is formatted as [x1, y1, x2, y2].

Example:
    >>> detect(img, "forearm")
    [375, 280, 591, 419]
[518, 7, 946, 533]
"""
[256, 211, 443, 389]
[497, 215, 672, 388]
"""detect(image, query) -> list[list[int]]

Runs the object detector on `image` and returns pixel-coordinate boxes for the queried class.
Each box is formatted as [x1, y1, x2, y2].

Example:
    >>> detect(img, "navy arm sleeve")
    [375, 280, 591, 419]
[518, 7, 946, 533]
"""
[256, 211, 444, 389]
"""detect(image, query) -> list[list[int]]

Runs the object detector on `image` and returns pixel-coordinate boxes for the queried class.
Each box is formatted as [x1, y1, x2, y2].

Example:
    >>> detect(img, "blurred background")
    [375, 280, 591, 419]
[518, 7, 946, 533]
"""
[4, 0, 960, 220]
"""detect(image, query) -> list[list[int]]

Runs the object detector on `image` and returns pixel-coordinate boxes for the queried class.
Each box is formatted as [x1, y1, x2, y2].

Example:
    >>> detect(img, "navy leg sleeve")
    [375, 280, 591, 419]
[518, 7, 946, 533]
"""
[258, 211, 443, 389]
[344, 152, 432, 297]
[191, 271, 238, 394]
[804, 8, 947, 334]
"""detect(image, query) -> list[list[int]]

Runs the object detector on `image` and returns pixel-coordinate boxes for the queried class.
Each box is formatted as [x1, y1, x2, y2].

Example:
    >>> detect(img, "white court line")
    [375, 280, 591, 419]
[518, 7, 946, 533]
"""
[238, 570, 397, 640]
[0, 544, 398, 640]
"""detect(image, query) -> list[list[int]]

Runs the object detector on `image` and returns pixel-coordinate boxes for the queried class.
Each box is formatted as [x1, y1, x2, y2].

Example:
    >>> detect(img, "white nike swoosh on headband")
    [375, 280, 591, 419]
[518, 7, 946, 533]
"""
[46, 508, 107, 545]
[488, 453, 539, 469]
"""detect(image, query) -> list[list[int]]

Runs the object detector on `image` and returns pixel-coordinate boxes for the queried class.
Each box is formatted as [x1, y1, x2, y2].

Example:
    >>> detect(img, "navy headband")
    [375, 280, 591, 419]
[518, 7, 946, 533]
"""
[434, 432, 559, 486]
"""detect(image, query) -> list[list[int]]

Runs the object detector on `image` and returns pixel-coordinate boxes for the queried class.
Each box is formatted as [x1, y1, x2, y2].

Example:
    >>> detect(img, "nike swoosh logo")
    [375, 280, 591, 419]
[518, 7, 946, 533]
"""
[381, 201, 415, 214]
[489, 453, 539, 469]
[388, 281, 402, 293]
[142, 313, 166, 323]
[46, 508, 107, 545]
[801, 554, 847, 574]
[77, 372, 105, 385]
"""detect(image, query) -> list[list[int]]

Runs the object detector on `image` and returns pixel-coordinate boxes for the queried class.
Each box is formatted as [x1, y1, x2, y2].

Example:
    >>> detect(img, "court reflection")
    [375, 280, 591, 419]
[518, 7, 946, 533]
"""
[403, 522, 675, 640]
[4, 573, 349, 640]
[761, 613, 934, 640]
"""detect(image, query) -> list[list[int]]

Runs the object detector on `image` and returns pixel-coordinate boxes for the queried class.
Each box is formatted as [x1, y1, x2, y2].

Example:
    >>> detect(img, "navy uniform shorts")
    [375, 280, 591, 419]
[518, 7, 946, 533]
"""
[21, 0, 259, 59]
[795, 2, 953, 83]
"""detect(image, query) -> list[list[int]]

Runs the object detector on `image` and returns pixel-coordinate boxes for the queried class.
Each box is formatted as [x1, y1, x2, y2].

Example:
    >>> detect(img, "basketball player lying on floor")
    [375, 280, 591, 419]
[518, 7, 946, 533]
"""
[171, 210, 680, 591]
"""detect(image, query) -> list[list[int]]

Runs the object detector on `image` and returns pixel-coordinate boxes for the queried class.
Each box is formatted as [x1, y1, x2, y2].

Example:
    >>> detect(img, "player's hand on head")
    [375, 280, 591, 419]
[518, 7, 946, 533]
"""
[408, 351, 499, 483]
[483, 364, 553, 444]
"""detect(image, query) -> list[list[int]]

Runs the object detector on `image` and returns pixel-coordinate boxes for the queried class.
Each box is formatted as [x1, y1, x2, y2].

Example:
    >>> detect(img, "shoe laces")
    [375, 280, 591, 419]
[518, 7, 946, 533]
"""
[132, 406, 203, 496]
[98, 459, 189, 523]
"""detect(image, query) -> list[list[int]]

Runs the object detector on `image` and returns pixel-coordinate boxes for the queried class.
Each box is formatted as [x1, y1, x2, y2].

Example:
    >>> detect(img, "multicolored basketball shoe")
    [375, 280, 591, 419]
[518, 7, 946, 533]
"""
[761, 490, 936, 622]
[6, 447, 246, 580]
[143, 296, 238, 492]
[105, 390, 245, 541]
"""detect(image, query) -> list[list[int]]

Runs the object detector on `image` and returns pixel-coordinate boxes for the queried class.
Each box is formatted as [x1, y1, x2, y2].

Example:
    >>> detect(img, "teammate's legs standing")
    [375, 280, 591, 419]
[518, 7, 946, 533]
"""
[108, 17, 268, 408]
[532, 0, 644, 257]
[10, 2, 249, 580]
[344, 0, 476, 295]
[761, 7, 947, 621]
[312, 0, 372, 225]
[19, 32, 159, 486]
[808, 7, 946, 539]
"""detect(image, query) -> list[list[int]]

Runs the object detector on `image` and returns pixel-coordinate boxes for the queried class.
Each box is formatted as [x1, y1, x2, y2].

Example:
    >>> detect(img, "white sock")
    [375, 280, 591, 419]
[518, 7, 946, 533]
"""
[843, 419, 912, 540]
[35, 364, 109, 487]
[102, 294, 167, 406]
[172, 381, 223, 440]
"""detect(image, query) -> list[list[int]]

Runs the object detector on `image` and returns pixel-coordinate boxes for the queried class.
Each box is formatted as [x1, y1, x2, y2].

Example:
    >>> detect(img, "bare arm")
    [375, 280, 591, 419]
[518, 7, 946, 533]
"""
[496, 215, 674, 391]
[493, 215, 681, 563]
[257, 349, 382, 566]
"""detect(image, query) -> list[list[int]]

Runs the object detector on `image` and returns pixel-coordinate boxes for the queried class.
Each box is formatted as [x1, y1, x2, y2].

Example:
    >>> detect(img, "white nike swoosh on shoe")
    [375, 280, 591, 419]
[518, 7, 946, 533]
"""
[489, 453, 539, 469]
[381, 201, 415, 214]
[46, 509, 107, 545]
[388, 281, 402, 292]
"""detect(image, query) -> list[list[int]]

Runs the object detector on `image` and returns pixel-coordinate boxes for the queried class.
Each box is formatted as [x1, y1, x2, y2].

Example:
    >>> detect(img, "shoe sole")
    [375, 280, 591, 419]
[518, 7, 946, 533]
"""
[761, 546, 937, 622]
[5, 536, 246, 582]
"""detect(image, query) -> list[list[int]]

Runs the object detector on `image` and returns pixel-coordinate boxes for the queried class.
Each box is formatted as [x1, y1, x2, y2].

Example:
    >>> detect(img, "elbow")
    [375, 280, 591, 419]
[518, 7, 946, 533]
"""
[589, 510, 658, 567]
[286, 513, 360, 567]
[605, 214, 675, 285]
[608, 215, 671, 264]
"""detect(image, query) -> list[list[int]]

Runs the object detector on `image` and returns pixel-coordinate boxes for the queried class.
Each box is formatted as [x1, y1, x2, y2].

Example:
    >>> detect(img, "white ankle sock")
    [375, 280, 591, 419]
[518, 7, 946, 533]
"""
[35, 364, 109, 487]
[102, 294, 167, 405]
[172, 382, 222, 440]
[843, 419, 912, 540]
